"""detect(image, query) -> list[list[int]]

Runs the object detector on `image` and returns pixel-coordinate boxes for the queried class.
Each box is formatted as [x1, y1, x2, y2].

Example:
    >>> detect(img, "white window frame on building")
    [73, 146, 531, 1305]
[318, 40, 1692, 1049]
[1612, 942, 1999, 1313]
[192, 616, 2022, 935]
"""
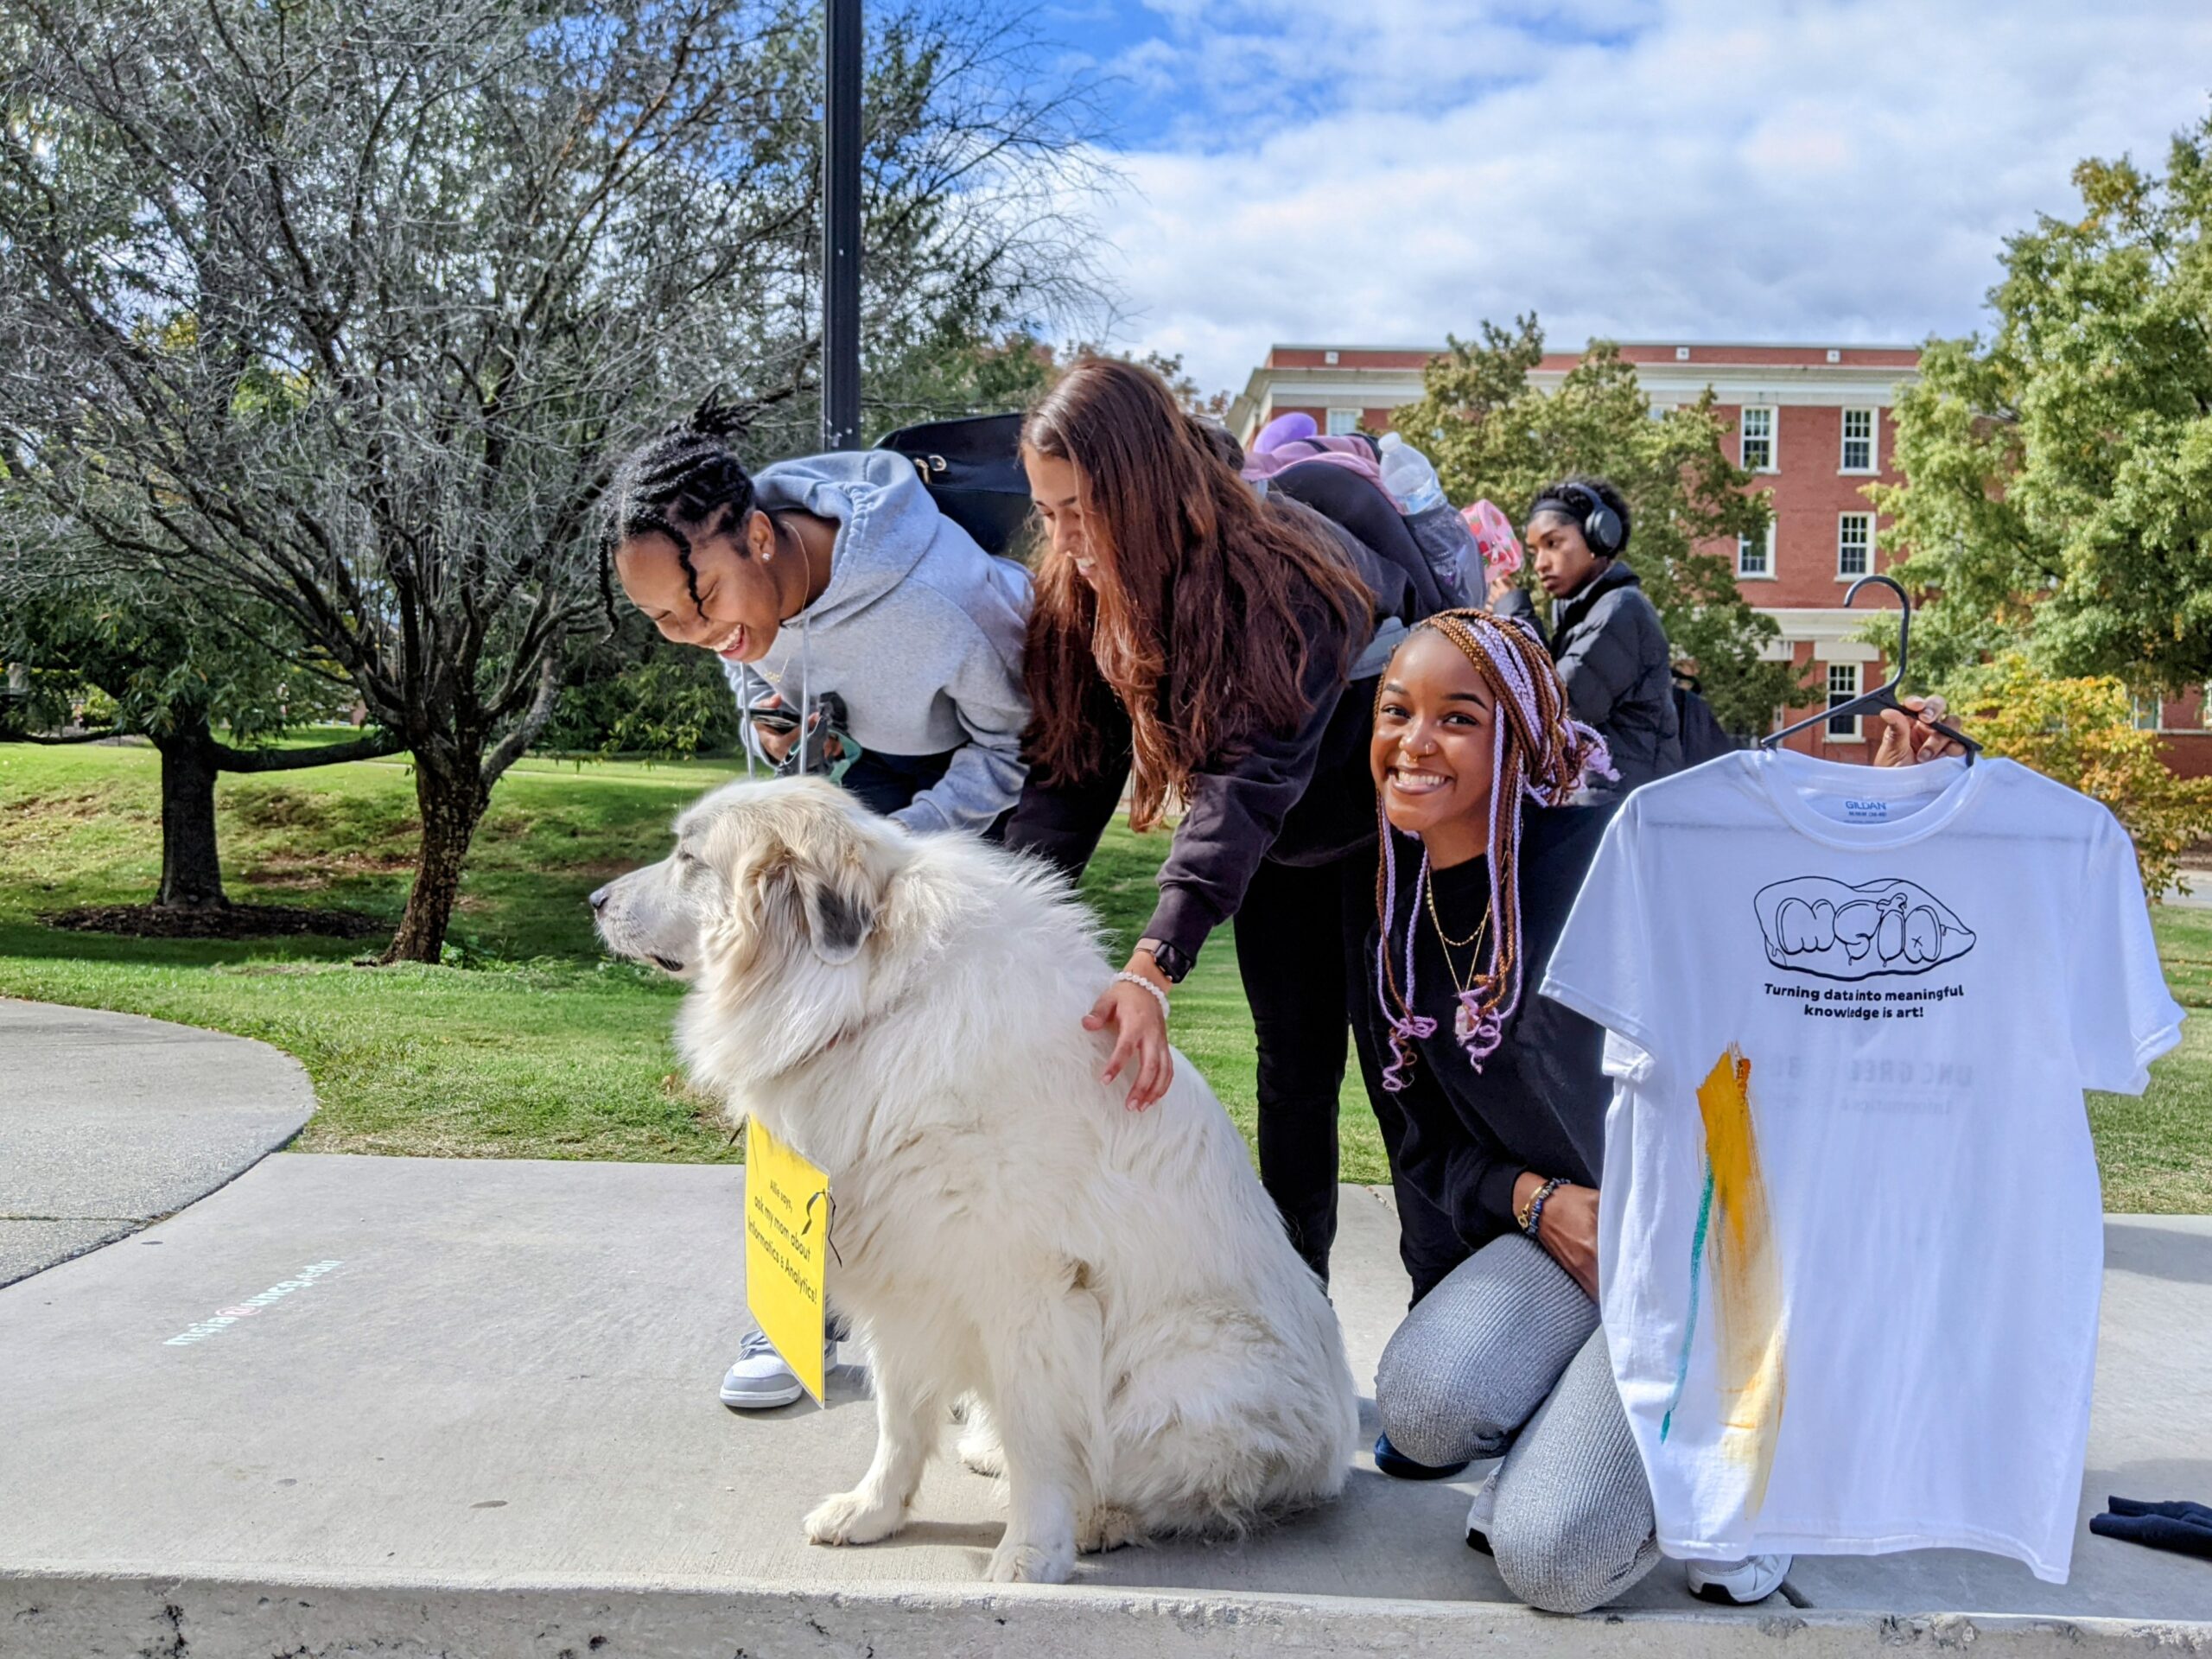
[1826, 663, 1862, 741]
[1837, 512, 1873, 579]
[1840, 408, 1877, 473]
[2131, 692, 2166, 733]
[1737, 523, 1777, 580]
[1325, 407, 1360, 436]
[1740, 406, 1777, 472]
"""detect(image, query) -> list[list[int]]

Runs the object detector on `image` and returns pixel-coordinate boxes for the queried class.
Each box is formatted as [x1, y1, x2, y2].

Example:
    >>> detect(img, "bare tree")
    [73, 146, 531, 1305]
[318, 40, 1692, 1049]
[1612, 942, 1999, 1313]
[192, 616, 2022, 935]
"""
[0, 0, 1101, 959]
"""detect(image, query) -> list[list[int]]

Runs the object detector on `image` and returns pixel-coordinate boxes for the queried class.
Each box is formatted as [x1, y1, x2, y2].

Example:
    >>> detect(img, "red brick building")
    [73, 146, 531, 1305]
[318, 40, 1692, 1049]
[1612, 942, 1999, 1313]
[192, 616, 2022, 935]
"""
[1228, 342, 2210, 774]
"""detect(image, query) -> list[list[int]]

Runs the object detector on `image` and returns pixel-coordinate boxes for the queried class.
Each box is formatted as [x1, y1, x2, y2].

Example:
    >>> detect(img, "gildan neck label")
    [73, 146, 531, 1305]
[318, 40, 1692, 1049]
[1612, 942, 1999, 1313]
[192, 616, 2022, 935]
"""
[1802, 788, 1922, 827]
[1756, 750, 1984, 849]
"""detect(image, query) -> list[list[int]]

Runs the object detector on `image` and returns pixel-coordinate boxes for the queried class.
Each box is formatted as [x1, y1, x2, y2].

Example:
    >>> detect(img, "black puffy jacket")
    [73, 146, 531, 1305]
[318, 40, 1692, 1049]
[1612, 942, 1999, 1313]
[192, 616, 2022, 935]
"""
[1496, 560, 1681, 798]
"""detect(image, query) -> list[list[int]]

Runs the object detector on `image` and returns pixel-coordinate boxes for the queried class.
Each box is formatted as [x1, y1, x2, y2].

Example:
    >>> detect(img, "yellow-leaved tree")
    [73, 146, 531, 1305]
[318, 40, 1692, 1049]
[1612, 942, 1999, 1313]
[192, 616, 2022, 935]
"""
[1951, 656, 2212, 899]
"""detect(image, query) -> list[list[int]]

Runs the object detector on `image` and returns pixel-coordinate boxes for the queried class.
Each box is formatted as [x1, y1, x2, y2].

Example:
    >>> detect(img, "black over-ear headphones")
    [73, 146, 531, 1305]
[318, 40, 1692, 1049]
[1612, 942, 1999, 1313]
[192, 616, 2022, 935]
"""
[1567, 482, 1624, 557]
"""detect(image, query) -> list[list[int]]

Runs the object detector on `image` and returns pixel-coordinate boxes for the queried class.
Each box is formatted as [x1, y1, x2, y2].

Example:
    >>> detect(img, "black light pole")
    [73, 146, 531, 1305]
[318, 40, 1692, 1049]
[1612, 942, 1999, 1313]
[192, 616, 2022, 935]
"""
[821, 0, 862, 451]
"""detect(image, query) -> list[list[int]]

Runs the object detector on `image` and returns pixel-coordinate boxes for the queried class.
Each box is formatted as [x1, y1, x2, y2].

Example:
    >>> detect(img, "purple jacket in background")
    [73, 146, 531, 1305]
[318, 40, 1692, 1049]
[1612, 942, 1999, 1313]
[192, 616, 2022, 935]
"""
[1243, 434, 1393, 496]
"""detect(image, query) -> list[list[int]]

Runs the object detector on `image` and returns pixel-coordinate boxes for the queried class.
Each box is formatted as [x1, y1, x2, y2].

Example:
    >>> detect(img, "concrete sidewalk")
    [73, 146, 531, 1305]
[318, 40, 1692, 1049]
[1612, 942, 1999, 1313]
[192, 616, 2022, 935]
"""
[0, 998, 313, 1287]
[4, 1151, 2211, 1657]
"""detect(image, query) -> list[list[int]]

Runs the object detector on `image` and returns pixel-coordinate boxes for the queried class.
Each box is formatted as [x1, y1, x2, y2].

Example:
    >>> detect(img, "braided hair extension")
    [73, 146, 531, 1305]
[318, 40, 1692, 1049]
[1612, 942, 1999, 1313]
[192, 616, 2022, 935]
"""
[1374, 608, 1615, 1086]
[599, 396, 759, 626]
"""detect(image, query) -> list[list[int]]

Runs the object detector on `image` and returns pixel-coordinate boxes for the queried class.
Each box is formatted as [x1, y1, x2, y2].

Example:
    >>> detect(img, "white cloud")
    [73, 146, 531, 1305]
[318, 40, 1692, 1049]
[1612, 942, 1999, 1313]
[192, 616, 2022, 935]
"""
[1084, 0, 2212, 397]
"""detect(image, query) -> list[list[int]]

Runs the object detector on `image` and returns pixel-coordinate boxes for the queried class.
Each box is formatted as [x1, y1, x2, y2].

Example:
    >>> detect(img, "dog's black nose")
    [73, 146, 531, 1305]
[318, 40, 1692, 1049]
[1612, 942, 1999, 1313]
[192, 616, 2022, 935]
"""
[588, 885, 610, 913]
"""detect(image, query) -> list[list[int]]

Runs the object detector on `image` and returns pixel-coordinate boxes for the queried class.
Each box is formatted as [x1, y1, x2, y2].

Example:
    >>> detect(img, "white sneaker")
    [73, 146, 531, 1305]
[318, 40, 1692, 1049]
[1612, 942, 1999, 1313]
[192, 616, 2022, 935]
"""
[1464, 1469, 1498, 1556]
[1686, 1554, 1792, 1605]
[718, 1327, 830, 1410]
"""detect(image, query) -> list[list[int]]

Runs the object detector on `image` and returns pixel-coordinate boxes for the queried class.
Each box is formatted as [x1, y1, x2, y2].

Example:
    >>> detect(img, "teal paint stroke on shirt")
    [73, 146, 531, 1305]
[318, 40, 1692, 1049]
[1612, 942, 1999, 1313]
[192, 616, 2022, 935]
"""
[1661, 1161, 1716, 1444]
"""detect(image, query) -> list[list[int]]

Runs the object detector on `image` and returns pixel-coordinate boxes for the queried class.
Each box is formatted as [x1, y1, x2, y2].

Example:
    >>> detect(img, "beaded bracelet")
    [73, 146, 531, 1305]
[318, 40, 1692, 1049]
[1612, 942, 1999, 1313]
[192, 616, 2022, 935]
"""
[1112, 970, 1172, 1026]
[1522, 1177, 1567, 1240]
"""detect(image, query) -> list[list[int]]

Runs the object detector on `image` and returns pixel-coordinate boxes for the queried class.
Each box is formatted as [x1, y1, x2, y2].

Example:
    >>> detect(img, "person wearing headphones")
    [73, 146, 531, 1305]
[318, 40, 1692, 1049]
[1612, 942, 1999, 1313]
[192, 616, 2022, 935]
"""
[1491, 477, 1681, 799]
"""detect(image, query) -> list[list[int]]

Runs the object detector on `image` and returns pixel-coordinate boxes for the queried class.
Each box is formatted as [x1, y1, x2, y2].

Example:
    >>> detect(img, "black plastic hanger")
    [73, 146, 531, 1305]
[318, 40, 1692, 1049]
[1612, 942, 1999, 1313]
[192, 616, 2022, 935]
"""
[1760, 574, 1980, 760]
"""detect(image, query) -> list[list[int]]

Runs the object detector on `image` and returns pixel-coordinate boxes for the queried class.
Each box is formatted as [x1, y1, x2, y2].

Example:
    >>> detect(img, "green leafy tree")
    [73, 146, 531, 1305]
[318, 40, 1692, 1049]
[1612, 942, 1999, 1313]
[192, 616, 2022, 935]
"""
[0, 582, 392, 909]
[539, 616, 743, 760]
[1394, 319, 1809, 735]
[1874, 116, 2212, 693]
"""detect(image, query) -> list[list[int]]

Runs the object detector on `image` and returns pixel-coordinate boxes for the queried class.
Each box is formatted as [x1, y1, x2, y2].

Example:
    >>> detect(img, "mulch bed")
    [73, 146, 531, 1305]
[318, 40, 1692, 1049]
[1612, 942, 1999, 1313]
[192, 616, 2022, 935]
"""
[42, 903, 390, 941]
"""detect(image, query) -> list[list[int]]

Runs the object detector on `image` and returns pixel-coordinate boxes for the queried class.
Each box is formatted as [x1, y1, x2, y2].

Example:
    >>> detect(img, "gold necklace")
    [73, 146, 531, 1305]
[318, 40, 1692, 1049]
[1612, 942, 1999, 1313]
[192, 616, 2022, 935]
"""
[1425, 871, 1491, 949]
[1426, 879, 1492, 997]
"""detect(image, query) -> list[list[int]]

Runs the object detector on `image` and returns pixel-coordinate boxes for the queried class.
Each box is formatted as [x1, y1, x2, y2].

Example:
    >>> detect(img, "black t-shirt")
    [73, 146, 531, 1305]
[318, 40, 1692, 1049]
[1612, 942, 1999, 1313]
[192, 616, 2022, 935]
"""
[1366, 803, 1614, 1249]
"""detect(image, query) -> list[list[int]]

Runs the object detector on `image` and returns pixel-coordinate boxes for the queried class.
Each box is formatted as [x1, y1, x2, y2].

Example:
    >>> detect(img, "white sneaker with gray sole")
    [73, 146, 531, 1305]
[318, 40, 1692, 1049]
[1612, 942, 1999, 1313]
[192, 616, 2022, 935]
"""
[718, 1326, 833, 1410]
[1686, 1554, 1793, 1605]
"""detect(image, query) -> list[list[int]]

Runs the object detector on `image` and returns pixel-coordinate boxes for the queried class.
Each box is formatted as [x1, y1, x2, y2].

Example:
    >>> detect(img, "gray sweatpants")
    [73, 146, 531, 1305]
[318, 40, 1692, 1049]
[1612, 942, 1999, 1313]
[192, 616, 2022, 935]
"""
[1376, 1234, 1660, 1614]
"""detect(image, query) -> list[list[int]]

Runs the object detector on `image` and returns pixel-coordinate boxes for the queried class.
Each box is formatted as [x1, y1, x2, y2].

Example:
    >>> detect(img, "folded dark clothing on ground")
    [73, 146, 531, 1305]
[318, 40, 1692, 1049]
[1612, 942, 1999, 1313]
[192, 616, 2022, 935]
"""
[2107, 1495, 2212, 1524]
[2089, 1495, 2212, 1560]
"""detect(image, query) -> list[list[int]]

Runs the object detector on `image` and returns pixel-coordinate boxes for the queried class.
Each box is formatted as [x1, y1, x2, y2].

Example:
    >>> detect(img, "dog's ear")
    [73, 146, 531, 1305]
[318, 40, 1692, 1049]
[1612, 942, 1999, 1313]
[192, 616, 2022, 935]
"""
[795, 851, 878, 965]
[710, 782, 892, 970]
[763, 794, 887, 966]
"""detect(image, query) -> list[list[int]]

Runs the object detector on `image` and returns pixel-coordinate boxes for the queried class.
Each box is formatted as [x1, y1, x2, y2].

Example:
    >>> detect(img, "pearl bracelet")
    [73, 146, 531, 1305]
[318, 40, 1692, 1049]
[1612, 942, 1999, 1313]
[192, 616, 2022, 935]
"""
[1112, 970, 1172, 1025]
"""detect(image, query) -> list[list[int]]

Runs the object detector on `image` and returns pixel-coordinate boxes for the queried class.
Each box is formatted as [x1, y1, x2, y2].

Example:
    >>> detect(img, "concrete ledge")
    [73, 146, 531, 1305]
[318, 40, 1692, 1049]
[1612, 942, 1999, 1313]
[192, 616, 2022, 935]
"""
[5, 1571, 2211, 1659]
[9, 1155, 2212, 1654]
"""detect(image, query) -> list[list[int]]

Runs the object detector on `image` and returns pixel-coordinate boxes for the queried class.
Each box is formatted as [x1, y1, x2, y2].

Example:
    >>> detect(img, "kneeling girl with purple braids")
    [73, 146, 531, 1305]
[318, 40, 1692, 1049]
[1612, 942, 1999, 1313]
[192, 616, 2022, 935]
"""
[1363, 610, 1960, 1610]
[1363, 609, 1790, 1611]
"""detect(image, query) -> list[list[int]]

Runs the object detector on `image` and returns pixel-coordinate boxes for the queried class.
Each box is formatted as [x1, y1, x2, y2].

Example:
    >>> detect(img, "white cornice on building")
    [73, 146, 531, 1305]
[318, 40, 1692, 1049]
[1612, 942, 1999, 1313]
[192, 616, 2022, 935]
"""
[1753, 608, 1887, 660]
[1229, 344, 1923, 441]
[1534, 366, 1916, 407]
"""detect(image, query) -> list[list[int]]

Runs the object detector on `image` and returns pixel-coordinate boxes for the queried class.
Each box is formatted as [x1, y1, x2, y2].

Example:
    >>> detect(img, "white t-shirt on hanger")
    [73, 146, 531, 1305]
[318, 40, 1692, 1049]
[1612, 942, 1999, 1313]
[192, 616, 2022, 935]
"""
[1541, 749, 2183, 1584]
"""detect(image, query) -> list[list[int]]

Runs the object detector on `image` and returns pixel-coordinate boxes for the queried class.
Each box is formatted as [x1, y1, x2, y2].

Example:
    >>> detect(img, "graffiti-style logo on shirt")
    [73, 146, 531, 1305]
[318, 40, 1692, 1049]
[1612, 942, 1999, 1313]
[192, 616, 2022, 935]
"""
[1753, 876, 1975, 982]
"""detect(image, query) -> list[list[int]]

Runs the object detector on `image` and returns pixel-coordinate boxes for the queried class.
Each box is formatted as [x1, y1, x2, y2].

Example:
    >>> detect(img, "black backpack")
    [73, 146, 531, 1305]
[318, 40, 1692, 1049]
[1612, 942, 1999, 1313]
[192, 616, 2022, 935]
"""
[1672, 671, 1739, 769]
[875, 413, 1032, 559]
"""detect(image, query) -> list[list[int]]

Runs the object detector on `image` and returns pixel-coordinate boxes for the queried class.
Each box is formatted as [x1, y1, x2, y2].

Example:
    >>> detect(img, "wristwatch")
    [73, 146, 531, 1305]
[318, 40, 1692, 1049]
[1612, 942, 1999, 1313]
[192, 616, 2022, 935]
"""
[1135, 937, 1194, 985]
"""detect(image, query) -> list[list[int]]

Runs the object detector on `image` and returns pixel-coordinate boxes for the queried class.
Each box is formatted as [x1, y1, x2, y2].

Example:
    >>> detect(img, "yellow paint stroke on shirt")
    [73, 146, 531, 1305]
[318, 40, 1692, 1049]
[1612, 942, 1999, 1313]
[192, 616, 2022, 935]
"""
[1694, 1045, 1788, 1517]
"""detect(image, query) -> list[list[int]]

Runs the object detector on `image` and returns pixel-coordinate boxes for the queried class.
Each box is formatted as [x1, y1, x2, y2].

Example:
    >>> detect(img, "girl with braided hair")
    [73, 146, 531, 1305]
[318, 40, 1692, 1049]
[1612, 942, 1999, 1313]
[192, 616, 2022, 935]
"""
[1363, 608, 1804, 1610]
[606, 400, 1032, 1414]
[1365, 611, 1958, 1606]
[606, 399, 1031, 836]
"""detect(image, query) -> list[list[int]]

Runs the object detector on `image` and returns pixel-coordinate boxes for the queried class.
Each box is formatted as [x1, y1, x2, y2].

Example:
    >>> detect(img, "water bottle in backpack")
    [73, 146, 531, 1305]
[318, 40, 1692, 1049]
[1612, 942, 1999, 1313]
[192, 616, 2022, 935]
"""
[1376, 430, 1446, 513]
[1377, 432, 1479, 607]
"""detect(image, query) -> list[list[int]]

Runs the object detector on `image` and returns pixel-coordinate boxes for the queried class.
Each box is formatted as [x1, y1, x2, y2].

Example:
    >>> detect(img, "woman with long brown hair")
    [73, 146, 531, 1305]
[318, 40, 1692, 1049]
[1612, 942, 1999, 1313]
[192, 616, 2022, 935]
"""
[1005, 355, 1452, 1289]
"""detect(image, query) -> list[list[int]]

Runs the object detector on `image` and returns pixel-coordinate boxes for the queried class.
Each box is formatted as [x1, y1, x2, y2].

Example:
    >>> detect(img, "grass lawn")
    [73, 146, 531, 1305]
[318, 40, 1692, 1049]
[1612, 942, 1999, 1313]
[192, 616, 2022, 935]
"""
[0, 740, 1383, 1177]
[1, 738, 2203, 1206]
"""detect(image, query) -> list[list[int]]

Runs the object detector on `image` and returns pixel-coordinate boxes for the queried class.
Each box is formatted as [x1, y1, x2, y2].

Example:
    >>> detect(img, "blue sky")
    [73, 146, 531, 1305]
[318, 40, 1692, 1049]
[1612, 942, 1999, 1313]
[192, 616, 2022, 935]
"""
[1025, 1, 2212, 397]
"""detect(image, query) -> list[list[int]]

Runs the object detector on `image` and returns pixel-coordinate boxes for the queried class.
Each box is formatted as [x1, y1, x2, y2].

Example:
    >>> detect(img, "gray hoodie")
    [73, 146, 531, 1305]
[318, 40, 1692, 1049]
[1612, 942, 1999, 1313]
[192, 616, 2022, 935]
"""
[721, 449, 1032, 833]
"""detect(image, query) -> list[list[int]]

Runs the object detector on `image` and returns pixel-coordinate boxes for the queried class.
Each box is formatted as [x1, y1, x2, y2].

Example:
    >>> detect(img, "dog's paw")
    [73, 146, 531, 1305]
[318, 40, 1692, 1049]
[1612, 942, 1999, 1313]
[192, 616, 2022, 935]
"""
[1077, 1504, 1146, 1554]
[804, 1488, 906, 1548]
[984, 1535, 1077, 1584]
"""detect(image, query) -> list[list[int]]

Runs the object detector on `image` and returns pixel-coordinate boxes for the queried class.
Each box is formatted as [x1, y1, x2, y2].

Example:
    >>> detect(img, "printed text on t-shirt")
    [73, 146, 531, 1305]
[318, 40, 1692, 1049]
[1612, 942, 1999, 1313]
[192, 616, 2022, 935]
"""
[1764, 980, 1966, 1020]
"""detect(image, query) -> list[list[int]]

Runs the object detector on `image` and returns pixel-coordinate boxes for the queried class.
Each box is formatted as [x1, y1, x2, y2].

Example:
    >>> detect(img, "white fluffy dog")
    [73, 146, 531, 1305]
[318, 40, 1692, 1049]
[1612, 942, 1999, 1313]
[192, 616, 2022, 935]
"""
[592, 777, 1359, 1584]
